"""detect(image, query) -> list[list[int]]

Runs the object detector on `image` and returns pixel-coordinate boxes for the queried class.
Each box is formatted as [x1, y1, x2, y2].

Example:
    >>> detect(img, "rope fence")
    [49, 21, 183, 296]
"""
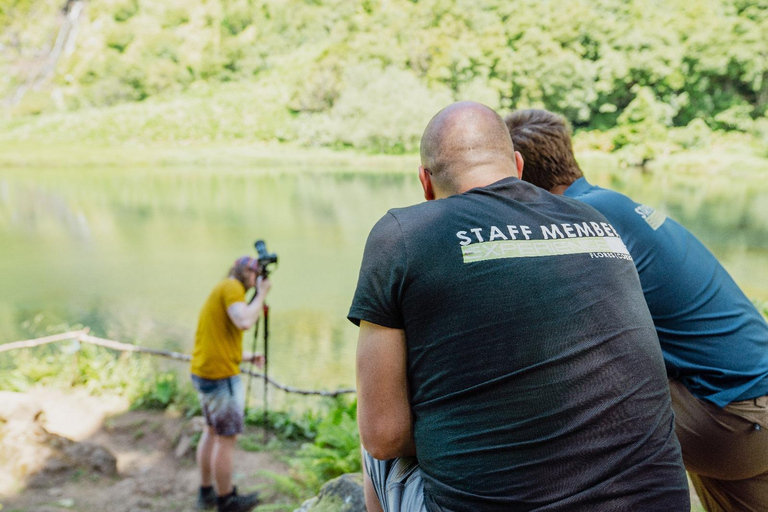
[0, 330, 356, 397]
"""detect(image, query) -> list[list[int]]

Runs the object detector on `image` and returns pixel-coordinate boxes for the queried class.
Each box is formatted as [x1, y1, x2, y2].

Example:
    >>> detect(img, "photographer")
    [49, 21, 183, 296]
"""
[190, 256, 270, 512]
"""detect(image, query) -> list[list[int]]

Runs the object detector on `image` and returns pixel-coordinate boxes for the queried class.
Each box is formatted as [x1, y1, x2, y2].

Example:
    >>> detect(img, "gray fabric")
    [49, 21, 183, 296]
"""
[364, 450, 427, 512]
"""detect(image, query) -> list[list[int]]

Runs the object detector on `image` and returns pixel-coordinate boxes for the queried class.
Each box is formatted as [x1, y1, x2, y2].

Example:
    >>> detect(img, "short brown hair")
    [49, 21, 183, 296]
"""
[228, 257, 258, 288]
[504, 109, 582, 191]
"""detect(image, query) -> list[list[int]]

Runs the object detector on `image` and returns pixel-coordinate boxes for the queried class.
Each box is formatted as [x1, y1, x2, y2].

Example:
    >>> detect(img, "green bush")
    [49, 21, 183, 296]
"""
[106, 24, 135, 53]
[292, 398, 361, 492]
[714, 104, 756, 132]
[297, 64, 454, 153]
[4, 0, 768, 153]
[669, 119, 712, 150]
[245, 407, 322, 442]
[112, 0, 140, 22]
[0, 320, 198, 413]
[162, 6, 190, 28]
[131, 370, 199, 414]
[222, 1, 253, 36]
[254, 397, 361, 497]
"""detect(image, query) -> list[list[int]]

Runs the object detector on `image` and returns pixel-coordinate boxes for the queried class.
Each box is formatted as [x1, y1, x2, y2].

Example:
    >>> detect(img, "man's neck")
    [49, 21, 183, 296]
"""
[449, 169, 515, 197]
[550, 184, 570, 196]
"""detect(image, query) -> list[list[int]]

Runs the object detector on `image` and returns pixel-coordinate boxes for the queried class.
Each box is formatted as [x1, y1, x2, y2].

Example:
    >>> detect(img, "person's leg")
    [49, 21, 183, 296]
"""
[197, 425, 216, 488]
[690, 472, 768, 512]
[192, 376, 219, 509]
[670, 379, 768, 511]
[213, 434, 237, 497]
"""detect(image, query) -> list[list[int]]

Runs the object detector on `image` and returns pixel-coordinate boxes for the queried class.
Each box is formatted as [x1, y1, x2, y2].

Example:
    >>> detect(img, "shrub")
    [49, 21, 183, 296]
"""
[292, 398, 361, 492]
[106, 24, 135, 53]
[297, 64, 453, 153]
[112, 0, 139, 22]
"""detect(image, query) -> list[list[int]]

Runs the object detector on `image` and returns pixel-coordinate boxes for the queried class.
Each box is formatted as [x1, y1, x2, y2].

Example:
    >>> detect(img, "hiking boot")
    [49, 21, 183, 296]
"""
[197, 486, 217, 510]
[217, 486, 260, 512]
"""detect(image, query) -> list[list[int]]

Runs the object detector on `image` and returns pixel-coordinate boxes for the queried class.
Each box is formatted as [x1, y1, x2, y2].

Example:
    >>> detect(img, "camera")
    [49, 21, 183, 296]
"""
[255, 240, 278, 277]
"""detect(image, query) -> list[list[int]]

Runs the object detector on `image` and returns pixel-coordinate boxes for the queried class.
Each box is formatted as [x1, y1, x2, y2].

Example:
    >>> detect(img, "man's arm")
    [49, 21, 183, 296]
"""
[227, 276, 270, 330]
[356, 320, 416, 460]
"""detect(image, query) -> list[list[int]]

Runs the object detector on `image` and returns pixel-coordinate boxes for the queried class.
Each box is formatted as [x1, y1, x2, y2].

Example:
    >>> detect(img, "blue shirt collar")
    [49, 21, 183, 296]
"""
[564, 177, 593, 198]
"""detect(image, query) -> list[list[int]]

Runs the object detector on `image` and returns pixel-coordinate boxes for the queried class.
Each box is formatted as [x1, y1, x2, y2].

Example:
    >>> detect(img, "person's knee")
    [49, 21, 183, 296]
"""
[215, 434, 238, 448]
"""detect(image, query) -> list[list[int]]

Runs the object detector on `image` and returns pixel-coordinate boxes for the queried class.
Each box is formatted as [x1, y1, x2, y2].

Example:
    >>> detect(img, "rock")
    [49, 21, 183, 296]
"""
[174, 416, 205, 458]
[61, 440, 118, 476]
[1, 400, 117, 491]
[110, 477, 137, 495]
[295, 497, 319, 512]
[294, 473, 365, 512]
[41, 432, 118, 477]
[0, 391, 44, 423]
[137, 475, 174, 496]
[47, 486, 64, 497]
[174, 433, 193, 458]
[0, 396, 57, 491]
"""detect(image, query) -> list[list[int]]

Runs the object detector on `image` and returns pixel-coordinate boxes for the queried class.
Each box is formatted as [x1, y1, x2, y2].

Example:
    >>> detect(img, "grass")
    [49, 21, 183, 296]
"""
[0, 140, 417, 172]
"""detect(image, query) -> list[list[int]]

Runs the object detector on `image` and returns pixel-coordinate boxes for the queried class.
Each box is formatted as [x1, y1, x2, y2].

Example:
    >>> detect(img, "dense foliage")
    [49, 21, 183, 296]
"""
[2, 0, 767, 153]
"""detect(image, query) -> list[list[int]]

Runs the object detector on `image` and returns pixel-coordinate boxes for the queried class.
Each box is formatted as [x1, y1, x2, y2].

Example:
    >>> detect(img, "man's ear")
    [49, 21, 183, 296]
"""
[514, 151, 524, 180]
[419, 166, 436, 201]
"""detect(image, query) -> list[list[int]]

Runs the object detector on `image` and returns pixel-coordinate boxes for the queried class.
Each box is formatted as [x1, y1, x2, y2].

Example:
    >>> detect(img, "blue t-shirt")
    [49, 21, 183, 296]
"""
[565, 177, 768, 407]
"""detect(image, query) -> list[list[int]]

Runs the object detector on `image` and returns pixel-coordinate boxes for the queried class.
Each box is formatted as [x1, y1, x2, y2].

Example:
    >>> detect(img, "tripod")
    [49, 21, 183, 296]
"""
[245, 282, 270, 442]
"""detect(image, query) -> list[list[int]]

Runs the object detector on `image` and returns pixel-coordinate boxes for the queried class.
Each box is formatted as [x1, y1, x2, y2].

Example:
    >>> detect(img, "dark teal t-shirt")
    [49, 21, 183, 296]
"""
[349, 177, 689, 512]
[565, 177, 768, 407]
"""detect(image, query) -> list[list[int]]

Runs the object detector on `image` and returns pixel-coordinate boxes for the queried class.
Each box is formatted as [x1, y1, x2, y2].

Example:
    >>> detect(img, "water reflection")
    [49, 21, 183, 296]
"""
[0, 166, 765, 393]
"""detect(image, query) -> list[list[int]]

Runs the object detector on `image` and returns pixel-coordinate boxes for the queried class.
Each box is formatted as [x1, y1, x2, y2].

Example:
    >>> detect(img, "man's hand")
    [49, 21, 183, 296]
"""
[356, 321, 416, 460]
[246, 353, 265, 368]
[256, 275, 271, 297]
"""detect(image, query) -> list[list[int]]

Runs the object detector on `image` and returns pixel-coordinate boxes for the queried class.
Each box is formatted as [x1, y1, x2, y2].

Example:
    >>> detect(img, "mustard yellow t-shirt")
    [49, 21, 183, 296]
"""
[190, 278, 246, 380]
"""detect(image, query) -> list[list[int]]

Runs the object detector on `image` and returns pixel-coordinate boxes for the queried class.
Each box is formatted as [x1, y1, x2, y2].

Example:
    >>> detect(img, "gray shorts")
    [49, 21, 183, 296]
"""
[191, 374, 245, 437]
[363, 450, 427, 512]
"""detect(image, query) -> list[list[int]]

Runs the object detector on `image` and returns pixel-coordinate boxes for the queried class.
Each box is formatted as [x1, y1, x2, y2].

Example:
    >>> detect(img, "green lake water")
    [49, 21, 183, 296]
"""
[1, 158, 767, 399]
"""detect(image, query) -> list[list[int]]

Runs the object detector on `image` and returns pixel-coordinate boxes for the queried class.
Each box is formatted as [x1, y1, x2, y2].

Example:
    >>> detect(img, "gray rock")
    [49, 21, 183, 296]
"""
[295, 497, 319, 512]
[175, 415, 205, 458]
[47, 486, 64, 497]
[294, 473, 365, 512]
[62, 440, 118, 476]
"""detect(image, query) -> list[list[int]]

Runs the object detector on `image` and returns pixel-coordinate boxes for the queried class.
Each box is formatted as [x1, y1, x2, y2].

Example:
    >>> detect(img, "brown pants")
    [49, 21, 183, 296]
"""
[669, 379, 768, 511]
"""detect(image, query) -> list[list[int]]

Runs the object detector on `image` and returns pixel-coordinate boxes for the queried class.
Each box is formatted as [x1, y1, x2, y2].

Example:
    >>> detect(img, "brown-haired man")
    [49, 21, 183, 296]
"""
[191, 256, 270, 512]
[350, 101, 689, 512]
[506, 108, 768, 512]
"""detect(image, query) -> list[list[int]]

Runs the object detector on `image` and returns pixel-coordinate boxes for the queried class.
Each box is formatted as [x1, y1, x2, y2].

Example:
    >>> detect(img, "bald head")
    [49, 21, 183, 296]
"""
[420, 102, 519, 197]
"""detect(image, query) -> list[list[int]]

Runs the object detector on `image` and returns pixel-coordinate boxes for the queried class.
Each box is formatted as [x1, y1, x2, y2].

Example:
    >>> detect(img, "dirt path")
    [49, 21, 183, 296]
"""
[0, 388, 295, 512]
[0, 388, 703, 512]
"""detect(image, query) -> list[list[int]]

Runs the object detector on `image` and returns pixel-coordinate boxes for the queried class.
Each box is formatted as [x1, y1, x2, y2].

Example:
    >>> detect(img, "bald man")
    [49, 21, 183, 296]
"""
[349, 102, 689, 511]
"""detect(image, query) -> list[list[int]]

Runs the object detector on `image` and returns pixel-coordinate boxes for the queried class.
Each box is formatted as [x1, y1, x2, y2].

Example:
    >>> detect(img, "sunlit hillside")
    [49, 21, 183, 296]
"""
[1, 0, 766, 156]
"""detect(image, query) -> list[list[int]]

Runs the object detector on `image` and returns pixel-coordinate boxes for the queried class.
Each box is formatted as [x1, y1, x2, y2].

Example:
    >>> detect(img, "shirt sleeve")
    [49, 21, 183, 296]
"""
[222, 279, 246, 308]
[347, 212, 407, 329]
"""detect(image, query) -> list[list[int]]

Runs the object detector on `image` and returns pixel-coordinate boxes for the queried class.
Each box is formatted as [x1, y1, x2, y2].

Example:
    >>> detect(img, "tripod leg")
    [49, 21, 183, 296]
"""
[262, 303, 270, 442]
[245, 316, 260, 415]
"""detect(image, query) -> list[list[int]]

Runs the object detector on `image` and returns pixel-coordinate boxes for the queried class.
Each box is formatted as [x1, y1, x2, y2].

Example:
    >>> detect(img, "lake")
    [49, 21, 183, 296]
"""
[1, 154, 767, 402]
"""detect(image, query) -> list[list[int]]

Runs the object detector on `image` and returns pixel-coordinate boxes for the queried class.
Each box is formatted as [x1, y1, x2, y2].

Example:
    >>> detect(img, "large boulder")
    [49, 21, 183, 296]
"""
[295, 473, 365, 512]
[0, 390, 117, 492]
